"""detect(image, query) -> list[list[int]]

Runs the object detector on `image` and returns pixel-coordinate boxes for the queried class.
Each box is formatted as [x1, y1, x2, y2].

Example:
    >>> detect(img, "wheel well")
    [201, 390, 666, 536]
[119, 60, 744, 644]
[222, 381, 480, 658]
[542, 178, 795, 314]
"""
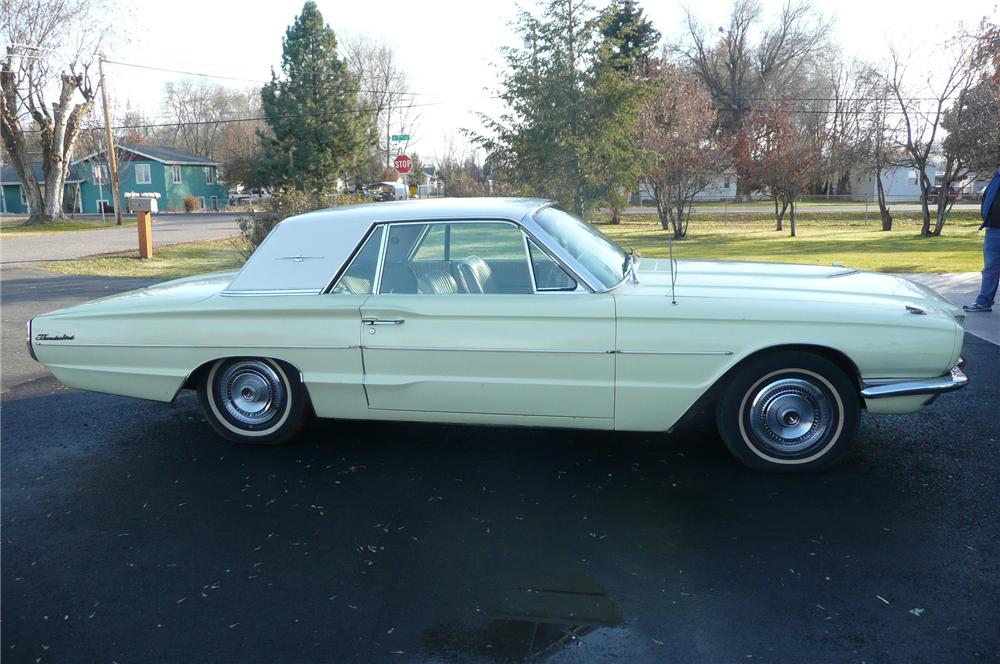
[178, 357, 307, 393]
[729, 344, 863, 393]
[671, 344, 863, 431]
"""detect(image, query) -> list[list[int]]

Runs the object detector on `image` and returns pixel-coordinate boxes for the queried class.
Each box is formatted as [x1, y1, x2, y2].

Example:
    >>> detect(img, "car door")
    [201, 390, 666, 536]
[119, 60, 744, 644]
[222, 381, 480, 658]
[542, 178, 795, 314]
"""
[358, 220, 616, 420]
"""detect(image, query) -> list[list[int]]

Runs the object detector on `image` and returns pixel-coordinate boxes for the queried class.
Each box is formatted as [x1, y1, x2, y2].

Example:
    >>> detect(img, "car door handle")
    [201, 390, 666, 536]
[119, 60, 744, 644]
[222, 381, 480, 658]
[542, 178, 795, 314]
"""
[362, 318, 405, 325]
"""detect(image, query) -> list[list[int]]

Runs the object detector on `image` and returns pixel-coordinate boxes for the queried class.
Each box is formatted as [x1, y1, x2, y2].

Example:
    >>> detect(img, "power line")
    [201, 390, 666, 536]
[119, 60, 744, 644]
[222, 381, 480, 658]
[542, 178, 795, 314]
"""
[102, 59, 432, 97]
[18, 101, 446, 134]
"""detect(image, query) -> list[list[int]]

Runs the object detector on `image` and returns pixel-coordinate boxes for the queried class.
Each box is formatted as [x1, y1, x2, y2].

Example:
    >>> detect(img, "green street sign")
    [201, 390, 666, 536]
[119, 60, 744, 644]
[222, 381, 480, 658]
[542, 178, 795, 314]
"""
[390, 134, 410, 142]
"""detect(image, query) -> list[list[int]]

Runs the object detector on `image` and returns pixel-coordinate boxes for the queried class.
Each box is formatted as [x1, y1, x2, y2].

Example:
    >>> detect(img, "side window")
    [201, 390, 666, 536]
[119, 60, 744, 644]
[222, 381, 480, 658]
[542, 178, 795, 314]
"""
[378, 222, 533, 295]
[332, 226, 384, 294]
[528, 239, 577, 291]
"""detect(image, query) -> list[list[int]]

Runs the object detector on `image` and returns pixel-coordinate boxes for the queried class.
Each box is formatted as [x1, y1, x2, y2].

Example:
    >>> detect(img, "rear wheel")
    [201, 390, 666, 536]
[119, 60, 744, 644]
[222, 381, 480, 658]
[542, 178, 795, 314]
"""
[715, 352, 860, 473]
[198, 357, 308, 445]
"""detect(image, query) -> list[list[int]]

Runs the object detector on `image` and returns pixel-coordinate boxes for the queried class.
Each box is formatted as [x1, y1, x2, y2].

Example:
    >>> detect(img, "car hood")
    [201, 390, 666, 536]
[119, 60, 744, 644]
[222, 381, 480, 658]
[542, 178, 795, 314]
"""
[633, 259, 962, 316]
[39, 270, 239, 319]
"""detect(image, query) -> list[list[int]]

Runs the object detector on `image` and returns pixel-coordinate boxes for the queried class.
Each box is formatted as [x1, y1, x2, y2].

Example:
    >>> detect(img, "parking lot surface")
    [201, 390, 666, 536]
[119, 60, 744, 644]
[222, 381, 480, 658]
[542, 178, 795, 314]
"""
[2, 269, 998, 663]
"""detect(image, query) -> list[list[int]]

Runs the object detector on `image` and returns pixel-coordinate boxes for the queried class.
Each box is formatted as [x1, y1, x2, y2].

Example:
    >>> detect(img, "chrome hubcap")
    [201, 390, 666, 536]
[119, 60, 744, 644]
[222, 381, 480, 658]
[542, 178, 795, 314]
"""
[219, 360, 285, 427]
[748, 377, 833, 455]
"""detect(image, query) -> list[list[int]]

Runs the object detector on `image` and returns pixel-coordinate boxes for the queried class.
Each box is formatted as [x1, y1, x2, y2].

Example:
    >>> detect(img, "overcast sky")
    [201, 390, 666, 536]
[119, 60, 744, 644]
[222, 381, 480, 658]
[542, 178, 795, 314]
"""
[107, 0, 997, 160]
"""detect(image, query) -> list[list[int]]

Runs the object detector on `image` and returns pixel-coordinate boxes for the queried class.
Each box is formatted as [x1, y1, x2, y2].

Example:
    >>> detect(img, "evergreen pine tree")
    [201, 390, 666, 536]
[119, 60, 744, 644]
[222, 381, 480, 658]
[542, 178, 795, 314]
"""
[258, 2, 373, 192]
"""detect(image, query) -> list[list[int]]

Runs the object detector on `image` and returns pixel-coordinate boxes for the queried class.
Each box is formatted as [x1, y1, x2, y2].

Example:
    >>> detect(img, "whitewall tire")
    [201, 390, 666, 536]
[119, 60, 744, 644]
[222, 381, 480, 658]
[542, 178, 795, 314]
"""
[715, 351, 860, 473]
[198, 357, 308, 445]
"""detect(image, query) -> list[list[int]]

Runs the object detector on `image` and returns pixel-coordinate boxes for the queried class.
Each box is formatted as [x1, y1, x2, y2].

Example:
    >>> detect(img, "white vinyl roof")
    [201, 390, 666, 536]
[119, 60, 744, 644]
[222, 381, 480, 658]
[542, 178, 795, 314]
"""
[223, 198, 550, 295]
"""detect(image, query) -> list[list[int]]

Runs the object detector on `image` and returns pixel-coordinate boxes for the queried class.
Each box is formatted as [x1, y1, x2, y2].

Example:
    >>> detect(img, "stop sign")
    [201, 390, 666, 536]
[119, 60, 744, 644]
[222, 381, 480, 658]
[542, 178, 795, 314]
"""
[393, 154, 412, 174]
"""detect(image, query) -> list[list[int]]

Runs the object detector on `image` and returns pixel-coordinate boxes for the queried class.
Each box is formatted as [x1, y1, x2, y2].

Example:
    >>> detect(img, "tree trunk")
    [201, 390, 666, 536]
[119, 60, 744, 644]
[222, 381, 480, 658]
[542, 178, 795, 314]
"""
[918, 172, 933, 236]
[875, 172, 892, 231]
[789, 200, 797, 237]
[933, 194, 950, 236]
[773, 197, 787, 231]
[652, 186, 671, 232]
[609, 206, 620, 225]
[673, 200, 687, 239]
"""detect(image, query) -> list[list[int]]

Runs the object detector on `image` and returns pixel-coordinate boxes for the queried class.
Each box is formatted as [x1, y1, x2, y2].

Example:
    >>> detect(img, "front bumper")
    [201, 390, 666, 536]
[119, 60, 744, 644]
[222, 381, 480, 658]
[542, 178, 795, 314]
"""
[860, 361, 968, 399]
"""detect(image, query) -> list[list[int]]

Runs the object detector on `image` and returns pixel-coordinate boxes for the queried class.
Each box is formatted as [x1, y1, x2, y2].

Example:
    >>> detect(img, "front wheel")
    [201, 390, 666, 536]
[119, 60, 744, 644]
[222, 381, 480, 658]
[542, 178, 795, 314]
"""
[715, 352, 860, 473]
[198, 357, 308, 445]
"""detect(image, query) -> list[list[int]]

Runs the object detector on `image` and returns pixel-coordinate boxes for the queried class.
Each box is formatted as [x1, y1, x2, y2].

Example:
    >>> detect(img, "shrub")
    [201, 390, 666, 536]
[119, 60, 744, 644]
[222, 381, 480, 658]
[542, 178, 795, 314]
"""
[183, 195, 199, 212]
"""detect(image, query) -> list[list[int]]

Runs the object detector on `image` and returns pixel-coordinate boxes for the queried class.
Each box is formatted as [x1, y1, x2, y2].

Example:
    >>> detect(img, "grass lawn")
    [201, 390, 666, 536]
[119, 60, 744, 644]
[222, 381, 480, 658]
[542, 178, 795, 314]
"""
[0, 215, 135, 236]
[40, 211, 986, 280]
[595, 212, 985, 273]
[43, 238, 245, 280]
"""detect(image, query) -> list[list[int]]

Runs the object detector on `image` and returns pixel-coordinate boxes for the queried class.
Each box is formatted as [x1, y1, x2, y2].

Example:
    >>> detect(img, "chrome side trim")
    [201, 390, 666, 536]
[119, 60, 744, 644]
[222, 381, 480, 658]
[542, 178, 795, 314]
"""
[32, 343, 359, 350]
[359, 346, 733, 356]
[362, 345, 612, 354]
[860, 365, 968, 399]
[221, 288, 321, 297]
[616, 349, 734, 356]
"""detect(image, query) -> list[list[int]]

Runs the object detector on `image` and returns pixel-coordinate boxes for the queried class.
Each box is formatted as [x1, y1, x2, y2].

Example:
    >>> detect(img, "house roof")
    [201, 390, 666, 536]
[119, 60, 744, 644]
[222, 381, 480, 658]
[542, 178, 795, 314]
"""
[75, 144, 219, 166]
[1, 162, 82, 185]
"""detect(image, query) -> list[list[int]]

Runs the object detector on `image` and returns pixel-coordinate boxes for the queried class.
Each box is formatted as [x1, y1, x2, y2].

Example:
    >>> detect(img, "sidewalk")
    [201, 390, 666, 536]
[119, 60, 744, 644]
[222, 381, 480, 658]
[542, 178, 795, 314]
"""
[904, 272, 997, 346]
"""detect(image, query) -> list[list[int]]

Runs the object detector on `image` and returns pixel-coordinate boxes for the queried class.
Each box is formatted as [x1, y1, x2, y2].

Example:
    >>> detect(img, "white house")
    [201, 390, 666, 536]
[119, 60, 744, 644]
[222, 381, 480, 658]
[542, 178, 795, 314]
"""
[849, 165, 935, 203]
[633, 169, 740, 204]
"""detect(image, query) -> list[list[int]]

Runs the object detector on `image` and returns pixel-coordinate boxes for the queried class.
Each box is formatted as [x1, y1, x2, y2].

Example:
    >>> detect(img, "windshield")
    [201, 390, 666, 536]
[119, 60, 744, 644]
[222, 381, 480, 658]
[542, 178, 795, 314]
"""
[533, 207, 629, 290]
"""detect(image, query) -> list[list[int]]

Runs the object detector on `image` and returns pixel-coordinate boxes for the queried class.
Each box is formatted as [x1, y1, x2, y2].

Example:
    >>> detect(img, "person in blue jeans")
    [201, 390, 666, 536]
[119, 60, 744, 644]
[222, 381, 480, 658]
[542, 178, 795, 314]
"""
[965, 169, 1000, 313]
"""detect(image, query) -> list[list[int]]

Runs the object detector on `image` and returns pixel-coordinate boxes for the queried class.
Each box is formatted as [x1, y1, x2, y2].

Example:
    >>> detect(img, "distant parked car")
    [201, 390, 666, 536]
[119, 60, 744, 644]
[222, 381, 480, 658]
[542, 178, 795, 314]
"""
[928, 185, 959, 202]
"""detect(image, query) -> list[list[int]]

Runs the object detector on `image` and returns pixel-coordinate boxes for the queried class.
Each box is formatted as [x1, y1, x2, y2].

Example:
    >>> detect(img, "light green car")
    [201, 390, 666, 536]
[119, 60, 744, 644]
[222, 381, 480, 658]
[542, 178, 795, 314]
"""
[29, 198, 968, 472]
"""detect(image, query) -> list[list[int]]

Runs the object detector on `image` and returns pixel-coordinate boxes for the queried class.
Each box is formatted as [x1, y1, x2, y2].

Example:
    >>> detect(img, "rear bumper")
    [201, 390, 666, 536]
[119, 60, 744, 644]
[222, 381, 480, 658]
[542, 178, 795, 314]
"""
[860, 361, 968, 399]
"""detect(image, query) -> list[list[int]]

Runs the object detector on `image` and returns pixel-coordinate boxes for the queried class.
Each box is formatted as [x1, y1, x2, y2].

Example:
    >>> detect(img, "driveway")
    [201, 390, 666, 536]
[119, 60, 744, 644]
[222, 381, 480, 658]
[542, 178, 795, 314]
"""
[0, 213, 242, 265]
[1, 268, 998, 663]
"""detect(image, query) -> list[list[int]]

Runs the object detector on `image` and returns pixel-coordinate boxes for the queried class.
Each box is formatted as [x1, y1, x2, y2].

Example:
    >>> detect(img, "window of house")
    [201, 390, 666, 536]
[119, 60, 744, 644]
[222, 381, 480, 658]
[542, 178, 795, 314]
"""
[135, 163, 151, 184]
[908, 170, 918, 186]
[172, 164, 182, 183]
[198, 197, 206, 210]
[723, 176, 731, 189]
[210, 195, 218, 210]
[93, 164, 108, 184]
[204, 166, 214, 184]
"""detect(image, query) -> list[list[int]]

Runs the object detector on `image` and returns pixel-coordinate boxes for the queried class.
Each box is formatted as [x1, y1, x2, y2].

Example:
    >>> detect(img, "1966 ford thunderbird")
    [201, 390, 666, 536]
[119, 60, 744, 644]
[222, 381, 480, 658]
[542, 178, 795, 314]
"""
[29, 198, 968, 472]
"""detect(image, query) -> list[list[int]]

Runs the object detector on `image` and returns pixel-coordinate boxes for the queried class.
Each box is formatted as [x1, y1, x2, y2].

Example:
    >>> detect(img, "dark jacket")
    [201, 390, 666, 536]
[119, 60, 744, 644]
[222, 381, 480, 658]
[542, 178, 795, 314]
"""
[981, 170, 1000, 229]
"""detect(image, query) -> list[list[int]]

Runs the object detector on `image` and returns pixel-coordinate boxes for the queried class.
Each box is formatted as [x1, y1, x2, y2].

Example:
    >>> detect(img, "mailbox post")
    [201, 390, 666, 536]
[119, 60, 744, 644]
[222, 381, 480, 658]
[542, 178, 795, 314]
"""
[125, 193, 159, 259]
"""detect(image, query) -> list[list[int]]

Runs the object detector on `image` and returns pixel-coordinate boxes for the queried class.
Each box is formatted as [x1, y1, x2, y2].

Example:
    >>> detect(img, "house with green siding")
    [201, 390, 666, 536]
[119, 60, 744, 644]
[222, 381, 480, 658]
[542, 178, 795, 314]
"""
[74, 145, 229, 213]
[1, 161, 83, 214]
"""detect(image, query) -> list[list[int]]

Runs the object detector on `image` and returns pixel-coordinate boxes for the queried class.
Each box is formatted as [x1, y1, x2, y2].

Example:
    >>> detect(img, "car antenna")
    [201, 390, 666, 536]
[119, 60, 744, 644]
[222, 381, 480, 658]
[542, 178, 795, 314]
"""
[669, 236, 678, 305]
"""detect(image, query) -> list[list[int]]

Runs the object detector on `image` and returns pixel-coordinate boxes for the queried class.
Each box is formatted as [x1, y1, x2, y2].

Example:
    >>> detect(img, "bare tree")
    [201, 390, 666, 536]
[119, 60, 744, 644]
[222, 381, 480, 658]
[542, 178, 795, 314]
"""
[435, 138, 488, 197]
[886, 36, 979, 236]
[855, 67, 900, 230]
[340, 34, 418, 172]
[0, 0, 111, 223]
[678, 0, 832, 135]
[734, 98, 825, 237]
[637, 59, 728, 238]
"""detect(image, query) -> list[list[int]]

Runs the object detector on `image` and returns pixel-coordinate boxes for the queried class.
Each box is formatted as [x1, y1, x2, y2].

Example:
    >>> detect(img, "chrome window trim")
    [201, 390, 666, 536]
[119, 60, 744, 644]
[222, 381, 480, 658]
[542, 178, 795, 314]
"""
[525, 236, 579, 293]
[522, 231, 539, 294]
[375, 218, 541, 295]
[324, 225, 385, 295]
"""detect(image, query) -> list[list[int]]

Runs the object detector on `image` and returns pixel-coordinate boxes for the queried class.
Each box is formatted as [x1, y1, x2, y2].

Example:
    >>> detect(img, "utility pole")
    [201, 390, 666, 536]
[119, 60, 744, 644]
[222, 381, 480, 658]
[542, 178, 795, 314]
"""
[98, 55, 123, 226]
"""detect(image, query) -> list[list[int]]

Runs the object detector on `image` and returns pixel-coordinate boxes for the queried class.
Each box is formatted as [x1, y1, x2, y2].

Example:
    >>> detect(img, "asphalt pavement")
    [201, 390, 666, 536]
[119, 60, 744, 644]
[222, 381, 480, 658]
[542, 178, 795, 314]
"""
[1, 269, 998, 663]
[0, 213, 243, 265]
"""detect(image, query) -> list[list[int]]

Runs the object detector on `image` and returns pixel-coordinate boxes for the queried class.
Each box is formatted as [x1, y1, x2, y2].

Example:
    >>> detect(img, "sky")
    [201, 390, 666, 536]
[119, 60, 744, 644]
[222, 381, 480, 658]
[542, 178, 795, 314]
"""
[105, 0, 997, 160]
